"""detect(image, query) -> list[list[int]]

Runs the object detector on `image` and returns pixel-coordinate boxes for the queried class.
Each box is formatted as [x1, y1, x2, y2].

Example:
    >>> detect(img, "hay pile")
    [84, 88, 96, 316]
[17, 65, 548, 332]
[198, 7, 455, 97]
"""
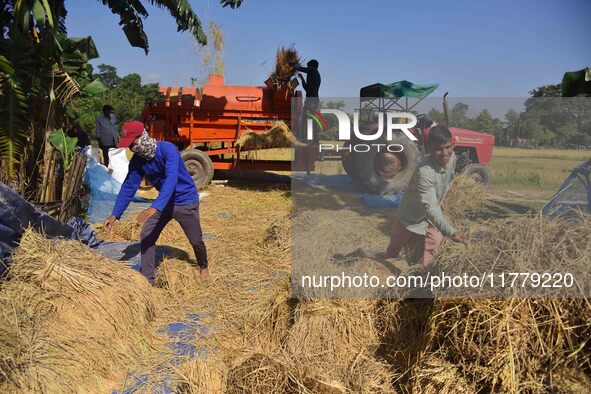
[237, 120, 298, 151]
[407, 214, 591, 391]
[436, 214, 591, 295]
[282, 299, 394, 393]
[227, 350, 301, 393]
[95, 216, 183, 243]
[0, 230, 156, 393]
[268, 45, 300, 88]
[442, 174, 487, 227]
[176, 356, 228, 393]
[419, 297, 591, 392]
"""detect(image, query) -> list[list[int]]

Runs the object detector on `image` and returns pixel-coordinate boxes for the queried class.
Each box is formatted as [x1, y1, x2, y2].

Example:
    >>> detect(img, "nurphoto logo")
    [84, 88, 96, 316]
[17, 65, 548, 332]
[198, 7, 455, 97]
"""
[305, 109, 418, 153]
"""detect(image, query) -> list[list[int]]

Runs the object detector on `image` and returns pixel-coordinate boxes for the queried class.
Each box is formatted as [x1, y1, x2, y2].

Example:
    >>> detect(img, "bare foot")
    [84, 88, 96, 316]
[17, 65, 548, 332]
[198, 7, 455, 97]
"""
[200, 267, 210, 281]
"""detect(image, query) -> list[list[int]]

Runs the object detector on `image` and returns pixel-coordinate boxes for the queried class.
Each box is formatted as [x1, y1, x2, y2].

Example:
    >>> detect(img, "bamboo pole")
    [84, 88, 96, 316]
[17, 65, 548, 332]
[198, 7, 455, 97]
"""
[40, 149, 56, 202]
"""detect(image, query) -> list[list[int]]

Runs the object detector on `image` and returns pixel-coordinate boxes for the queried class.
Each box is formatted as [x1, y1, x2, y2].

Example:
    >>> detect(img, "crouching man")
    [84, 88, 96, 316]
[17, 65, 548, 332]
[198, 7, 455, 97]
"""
[386, 125, 466, 268]
[104, 121, 209, 284]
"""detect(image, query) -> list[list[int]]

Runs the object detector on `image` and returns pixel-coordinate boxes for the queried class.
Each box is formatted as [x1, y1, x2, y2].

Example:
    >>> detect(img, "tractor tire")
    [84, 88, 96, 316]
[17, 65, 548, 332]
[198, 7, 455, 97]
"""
[463, 163, 492, 186]
[343, 133, 421, 194]
[181, 149, 214, 189]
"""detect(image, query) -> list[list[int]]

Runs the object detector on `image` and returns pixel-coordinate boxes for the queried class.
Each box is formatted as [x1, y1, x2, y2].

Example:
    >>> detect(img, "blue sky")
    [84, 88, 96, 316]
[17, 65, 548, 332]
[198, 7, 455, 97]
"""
[65, 0, 591, 97]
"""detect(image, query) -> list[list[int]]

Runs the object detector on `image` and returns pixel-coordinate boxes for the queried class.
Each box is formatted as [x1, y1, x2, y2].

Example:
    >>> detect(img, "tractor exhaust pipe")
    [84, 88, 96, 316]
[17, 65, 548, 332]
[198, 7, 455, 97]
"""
[443, 92, 450, 127]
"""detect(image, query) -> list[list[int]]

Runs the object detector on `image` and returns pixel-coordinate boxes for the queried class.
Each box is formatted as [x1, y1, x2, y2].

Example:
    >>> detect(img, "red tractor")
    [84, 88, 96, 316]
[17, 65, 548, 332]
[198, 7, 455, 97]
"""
[342, 83, 494, 194]
[142, 76, 494, 193]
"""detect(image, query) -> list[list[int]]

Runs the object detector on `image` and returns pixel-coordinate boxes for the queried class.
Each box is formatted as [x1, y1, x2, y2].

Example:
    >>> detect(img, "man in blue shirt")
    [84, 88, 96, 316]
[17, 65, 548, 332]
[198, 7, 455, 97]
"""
[104, 121, 209, 283]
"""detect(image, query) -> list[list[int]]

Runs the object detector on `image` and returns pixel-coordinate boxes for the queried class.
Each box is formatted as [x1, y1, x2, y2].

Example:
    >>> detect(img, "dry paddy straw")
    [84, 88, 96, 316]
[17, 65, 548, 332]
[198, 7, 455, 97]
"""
[283, 299, 395, 393]
[237, 120, 299, 151]
[95, 216, 182, 244]
[0, 229, 156, 393]
[269, 45, 300, 88]
[419, 214, 591, 391]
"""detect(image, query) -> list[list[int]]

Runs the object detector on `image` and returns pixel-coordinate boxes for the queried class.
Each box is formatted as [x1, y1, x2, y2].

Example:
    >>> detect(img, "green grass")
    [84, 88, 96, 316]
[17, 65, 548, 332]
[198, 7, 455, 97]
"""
[490, 147, 588, 191]
[238, 145, 588, 194]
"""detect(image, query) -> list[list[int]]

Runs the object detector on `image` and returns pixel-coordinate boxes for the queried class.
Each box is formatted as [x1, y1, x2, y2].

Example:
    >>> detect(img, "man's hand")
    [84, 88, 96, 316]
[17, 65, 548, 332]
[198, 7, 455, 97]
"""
[297, 73, 305, 80]
[136, 207, 157, 226]
[451, 231, 467, 243]
[104, 215, 117, 230]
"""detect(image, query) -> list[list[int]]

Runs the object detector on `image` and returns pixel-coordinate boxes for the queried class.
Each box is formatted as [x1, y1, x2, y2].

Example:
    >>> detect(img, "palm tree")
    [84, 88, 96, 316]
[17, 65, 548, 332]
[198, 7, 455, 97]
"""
[0, 0, 243, 190]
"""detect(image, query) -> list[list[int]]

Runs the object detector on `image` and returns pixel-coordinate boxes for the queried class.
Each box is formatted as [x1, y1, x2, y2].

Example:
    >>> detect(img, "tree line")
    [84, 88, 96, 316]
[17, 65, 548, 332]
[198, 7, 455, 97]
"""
[66, 64, 160, 137]
[428, 85, 590, 148]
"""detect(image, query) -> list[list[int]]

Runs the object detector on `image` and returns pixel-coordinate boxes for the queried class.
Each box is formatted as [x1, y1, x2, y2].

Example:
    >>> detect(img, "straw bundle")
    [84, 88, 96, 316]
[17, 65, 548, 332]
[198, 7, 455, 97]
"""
[422, 297, 591, 392]
[0, 229, 155, 393]
[408, 355, 476, 394]
[154, 258, 203, 295]
[283, 299, 395, 392]
[268, 45, 300, 88]
[285, 299, 380, 363]
[413, 215, 591, 391]
[435, 215, 591, 294]
[176, 356, 228, 393]
[95, 217, 183, 244]
[227, 350, 302, 394]
[237, 121, 297, 151]
[441, 174, 487, 227]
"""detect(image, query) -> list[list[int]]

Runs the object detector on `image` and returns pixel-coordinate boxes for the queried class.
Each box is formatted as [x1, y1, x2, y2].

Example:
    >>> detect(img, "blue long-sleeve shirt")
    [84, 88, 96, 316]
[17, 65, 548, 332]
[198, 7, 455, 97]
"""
[111, 141, 198, 219]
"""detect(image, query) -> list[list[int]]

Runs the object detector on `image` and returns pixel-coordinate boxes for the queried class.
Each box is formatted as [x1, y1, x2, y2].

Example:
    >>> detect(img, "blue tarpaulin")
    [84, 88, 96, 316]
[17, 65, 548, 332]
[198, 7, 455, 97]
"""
[0, 182, 99, 275]
[361, 192, 404, 209]
[542, 160, 591, 220]
[84, 155, 151, 223]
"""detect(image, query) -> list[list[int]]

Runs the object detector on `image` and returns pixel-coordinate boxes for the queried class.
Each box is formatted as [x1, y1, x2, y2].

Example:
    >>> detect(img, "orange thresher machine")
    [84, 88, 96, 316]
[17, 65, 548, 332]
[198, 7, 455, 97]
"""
[142, 75, 312, 187]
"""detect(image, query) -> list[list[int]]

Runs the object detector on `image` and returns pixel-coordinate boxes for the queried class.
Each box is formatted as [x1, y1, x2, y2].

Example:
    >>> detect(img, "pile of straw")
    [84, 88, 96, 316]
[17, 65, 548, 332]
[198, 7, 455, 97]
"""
[282, 299, 395, 393]
[95, 216, 183, 244]
[421, 297, 591, 392]
[268, 45, 300, 88]
[0, 230, 155, 393]
[442, 174, 487, 227]
[227, 350, 302, 394]
[410, 214, 591, 391]
[436, 215, 591, 293]
[237, 121, 297, 151]
[175, 356, 228, 393]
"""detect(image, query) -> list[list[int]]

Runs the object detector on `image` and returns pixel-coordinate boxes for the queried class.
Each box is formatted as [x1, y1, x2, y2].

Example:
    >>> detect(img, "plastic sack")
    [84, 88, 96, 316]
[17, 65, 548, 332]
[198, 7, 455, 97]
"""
[108, 148, 130, 184]
[83, 150, 150, 223]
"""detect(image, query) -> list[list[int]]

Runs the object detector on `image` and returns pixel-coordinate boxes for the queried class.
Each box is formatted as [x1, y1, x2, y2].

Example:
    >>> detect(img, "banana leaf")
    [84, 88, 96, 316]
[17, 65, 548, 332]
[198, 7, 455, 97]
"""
[49, 129, 77, 169]
[81, 79, 108, 96]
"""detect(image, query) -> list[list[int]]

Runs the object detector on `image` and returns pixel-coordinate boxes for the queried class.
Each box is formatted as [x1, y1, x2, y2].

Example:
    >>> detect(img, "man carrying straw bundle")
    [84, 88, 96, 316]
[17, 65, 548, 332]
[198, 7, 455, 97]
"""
[386, 125, 466, 268]
[104, 121, 209, 283]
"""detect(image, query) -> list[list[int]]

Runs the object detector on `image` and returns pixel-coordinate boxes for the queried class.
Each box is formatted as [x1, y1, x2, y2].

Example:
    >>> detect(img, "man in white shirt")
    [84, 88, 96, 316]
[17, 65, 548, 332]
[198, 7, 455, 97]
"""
[96, 104, 119, 167]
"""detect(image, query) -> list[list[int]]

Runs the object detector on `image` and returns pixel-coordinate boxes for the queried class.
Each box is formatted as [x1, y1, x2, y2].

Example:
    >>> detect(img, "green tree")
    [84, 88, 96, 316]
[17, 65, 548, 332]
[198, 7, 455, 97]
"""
[473, 109, 502, 139]
[529, 84, 561, 97]
[96, 64, 119, 89]
[67, 66, 159, 134]
[502, 109, 521, 144]
[1, 0, 243, 183]
[427, 108, 446, 124]
[450, 102, 473, 129]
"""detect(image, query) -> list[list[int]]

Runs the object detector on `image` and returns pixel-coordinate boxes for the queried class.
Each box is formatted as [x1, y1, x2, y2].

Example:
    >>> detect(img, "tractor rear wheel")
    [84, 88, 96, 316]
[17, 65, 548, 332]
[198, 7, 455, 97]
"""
[342, 133, 421, 194]
[463, 163, 492, 186]
[181, 149, 214, 189]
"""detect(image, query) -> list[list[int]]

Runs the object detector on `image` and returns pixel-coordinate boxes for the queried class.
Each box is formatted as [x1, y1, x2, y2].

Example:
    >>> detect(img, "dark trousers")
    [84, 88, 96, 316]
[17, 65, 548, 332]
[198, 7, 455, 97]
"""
[140, 202, 208, 283]
[100, 145, 115, 167]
